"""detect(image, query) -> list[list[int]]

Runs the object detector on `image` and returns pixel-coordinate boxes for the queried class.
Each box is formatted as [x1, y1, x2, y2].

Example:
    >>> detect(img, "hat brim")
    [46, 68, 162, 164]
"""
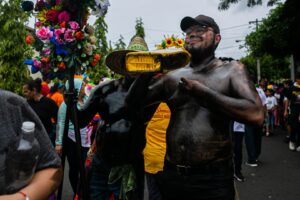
[180, 16, 206, 32]
[105, 50, 137, 75]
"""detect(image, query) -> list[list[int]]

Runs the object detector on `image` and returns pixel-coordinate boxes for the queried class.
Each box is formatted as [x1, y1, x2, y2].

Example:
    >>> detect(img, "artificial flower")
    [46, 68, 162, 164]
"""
[175, 38, 184, 47]
[25, 35, 34, 45]
[42, 48, 51, 55]
[58, 62, 66, 70]
[58, 11, 70, 23]
[46, 9, 59, 23]
[165, 38, 173, 47]
[41, 57, 50, 63]
[69, 21, 80, 30]
[89, 36, 97, 44]
[91, 59, 97, 66]
[75, 31, 85, 40]
[36, 27, 53, 40]
[64, 29, 75, 42]
[94, 53, 101, 61]
[60, 21, 66, 28]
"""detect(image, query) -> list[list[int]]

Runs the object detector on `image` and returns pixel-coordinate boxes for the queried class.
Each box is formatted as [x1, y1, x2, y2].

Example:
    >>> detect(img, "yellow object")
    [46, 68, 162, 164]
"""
[125, 49, 190, 74]
[143, 103, 170, 174]
[126, 54, 161, 73]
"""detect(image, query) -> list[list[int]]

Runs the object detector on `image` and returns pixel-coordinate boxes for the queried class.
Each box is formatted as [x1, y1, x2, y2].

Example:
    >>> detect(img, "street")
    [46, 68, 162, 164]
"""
[236, 128, 300, 200]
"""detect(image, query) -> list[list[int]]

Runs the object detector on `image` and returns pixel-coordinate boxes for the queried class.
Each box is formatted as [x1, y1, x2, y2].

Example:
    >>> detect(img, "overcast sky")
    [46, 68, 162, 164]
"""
[92, 0, 278, 59]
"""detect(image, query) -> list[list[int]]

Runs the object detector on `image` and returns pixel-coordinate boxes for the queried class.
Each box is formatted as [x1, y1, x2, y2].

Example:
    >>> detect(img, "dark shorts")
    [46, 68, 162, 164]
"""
[154, 160, 235, 200]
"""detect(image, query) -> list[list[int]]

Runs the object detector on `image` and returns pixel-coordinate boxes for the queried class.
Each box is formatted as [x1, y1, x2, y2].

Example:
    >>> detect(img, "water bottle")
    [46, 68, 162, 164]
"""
[5, 121, 40, 194]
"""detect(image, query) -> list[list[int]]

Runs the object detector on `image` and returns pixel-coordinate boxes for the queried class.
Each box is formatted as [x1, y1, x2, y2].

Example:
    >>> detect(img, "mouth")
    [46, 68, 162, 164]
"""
[187, 37, 203, 45]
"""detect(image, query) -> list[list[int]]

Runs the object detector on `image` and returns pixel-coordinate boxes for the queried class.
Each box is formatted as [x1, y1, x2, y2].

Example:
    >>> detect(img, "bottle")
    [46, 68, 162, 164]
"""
[5, 121, 40, 194]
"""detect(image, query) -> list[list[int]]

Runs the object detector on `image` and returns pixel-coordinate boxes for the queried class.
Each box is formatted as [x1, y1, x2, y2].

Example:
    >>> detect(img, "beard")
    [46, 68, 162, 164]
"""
[184, 36, 217, 64]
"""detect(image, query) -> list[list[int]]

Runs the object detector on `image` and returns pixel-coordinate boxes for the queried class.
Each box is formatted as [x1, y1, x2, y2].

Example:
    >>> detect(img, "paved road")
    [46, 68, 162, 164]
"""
[236, 128, 300, 200]
[61, 128, 300, 200]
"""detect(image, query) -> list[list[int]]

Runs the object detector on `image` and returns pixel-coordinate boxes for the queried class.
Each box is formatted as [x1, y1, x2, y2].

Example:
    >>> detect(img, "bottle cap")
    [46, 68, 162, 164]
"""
[22, 121, 35, 133]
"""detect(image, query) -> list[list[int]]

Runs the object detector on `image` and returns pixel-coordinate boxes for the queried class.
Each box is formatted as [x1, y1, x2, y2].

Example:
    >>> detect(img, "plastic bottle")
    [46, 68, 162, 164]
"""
[5, 121, 40, 194]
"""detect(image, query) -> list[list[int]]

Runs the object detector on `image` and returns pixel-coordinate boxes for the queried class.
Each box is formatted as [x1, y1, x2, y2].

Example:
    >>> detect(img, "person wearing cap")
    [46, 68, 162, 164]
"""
[71, 35, 149, 200]
[126, 15, 264, 199]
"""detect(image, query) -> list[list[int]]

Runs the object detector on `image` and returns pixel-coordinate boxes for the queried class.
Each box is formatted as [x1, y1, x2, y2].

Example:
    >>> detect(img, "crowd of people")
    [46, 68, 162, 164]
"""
[232, 76, 300, 183]
[0, 13, 297, 200]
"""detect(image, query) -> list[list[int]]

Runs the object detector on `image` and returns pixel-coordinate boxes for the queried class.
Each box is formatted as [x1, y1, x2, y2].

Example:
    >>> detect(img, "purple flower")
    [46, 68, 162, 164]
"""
[42, 48, 51, 55]
[33, 59, 42, 69]
[58, 11, 70, 23]
[64, 29, 75, 42]
[69, 21, 80, 30]
[36, 27, 53, 40]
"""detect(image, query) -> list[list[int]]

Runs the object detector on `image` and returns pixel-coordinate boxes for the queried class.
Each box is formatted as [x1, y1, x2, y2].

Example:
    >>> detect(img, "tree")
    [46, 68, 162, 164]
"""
[0, 0, 32, 94]
[218, 0, 280, 10]
[86, 16, 110, 83]
[135, 17, 145, 38]
[240, 54, 290, 81]
[114, 35, 126, 50]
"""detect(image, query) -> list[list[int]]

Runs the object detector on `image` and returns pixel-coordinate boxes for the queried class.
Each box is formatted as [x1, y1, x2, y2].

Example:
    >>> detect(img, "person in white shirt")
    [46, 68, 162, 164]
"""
[265, 89, 278, 136]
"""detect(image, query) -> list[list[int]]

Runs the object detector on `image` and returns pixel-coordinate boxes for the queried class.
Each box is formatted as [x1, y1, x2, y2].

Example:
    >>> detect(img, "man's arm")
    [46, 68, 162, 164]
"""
[180, 62, 264, 125]
[0, 167, 62, 200]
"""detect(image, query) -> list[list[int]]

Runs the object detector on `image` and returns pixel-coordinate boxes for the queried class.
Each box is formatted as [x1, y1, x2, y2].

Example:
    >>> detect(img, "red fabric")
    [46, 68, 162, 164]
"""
[41, 81, 50, 96]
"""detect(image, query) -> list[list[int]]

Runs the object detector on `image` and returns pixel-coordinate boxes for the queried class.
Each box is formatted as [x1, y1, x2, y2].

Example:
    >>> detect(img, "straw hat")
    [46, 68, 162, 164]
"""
[105, 36, 148, 75]
[106, 36, 191, 75]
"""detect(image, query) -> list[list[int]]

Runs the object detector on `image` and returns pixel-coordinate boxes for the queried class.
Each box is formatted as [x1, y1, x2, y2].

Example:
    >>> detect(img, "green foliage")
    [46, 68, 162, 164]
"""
[218, 0, 280, 10]
[0, 0, 32, 94]
[240, 54, 290, 81]
[135, 17, 145, 38]
[245, 4, 289, 57]
[86, 16, 111, 84]
[114, 35, 127, 50]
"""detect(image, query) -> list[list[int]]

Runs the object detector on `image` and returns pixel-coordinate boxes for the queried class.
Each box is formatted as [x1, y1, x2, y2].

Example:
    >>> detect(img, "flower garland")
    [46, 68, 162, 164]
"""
[23, 0, 110, 80]
[156, 35, 185, 49]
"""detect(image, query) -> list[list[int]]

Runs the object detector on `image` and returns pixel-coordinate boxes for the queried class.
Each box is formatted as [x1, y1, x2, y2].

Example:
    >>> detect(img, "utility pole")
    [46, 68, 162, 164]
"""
[249, 19, 262, 83]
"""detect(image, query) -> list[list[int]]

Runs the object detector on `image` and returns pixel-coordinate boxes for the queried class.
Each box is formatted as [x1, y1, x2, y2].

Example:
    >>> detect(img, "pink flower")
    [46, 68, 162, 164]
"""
[36, 27, 53, 40]
[58, 11, 70, 23]
[56, 0, 61, 4]
[54, 28, 65, 44]
[69, 21, 80, 30]
[42, 48, 51, 55]
[64, 29, 75, 42]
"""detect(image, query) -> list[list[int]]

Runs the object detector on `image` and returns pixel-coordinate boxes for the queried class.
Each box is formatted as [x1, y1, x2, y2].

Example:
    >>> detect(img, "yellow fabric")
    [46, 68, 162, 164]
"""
[143, 103, 170, 174]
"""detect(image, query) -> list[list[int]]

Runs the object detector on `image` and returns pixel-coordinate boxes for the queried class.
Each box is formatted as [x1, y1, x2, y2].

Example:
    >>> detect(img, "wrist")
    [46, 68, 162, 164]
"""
[18, 191, 30, 200]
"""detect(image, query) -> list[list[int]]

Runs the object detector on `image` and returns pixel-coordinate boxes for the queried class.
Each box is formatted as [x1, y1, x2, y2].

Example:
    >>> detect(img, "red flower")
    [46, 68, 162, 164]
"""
[41, 57, 50, 63]
[25, 35, 34, 45]
[75, 31, 85, 40]
[91, 59, 97, 66]
[60, 21, 66, 28]
[94, 53, 101, 61]
[46, 9, 59, 23]
[58, 62, 66, 70]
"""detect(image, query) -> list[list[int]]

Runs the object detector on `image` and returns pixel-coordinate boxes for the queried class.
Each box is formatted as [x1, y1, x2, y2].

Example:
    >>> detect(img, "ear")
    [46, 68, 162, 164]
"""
[214, 34, 221, 45]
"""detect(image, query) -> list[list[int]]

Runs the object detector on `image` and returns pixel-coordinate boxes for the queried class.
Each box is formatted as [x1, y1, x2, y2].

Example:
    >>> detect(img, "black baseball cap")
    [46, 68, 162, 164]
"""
[180, 15, 220, 34]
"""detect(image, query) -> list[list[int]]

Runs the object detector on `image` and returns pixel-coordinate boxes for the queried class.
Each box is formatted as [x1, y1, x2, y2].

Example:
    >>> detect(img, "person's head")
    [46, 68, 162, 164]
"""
[266, 89, 273, 97]
[180, 15, 221, 59]
[23, 78, 42, 100]
[284, 79, 293, 88]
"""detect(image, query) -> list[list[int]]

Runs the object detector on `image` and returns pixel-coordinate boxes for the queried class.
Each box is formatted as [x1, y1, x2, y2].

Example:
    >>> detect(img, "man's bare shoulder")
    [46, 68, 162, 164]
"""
[223, 60, 245, 70]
